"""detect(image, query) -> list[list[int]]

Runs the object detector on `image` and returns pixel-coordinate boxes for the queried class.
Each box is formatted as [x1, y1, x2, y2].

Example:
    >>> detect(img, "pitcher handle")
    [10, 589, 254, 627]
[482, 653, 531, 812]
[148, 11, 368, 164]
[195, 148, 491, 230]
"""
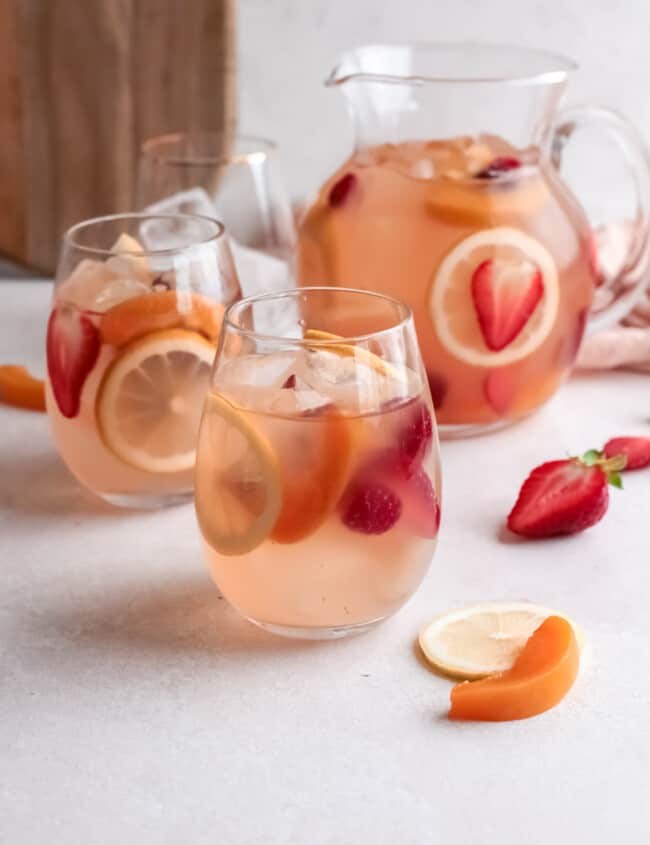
[552, 106, 650, 334]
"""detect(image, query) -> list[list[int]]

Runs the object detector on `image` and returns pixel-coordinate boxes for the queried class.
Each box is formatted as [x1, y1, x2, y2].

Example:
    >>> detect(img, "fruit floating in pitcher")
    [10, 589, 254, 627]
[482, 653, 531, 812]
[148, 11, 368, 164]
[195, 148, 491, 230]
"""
[297, 135, 596, 427]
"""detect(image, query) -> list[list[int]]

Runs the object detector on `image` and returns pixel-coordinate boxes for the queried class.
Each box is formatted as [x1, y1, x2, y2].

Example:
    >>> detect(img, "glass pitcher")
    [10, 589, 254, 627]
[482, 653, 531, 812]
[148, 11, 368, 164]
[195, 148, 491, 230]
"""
[297, 44, 650, 435]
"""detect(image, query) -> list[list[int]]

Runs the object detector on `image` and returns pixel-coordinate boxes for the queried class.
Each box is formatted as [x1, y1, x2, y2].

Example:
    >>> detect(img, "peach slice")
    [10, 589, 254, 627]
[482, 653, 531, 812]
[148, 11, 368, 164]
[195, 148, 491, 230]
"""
[100, 290, 224, 347]
[270, 408, 353, 544]
[0, 365, 46, 412]
[449, 615, 579, 721]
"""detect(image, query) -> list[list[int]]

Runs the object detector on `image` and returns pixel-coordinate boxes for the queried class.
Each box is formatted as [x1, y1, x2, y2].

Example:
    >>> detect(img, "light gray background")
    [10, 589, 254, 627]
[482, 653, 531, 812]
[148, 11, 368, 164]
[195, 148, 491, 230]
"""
[239, 0, 648, 221]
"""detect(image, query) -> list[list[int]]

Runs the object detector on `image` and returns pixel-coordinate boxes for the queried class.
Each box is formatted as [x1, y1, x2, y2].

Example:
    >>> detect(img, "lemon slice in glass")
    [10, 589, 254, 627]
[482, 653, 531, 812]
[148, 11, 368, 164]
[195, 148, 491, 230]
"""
[96, 328, 215, 473]
[195, 393, 282, 555]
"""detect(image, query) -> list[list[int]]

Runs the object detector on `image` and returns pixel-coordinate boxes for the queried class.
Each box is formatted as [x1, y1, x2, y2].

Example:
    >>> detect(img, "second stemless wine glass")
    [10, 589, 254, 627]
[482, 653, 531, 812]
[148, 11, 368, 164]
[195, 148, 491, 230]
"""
[45, 213, 241, 508]
[194, 287, 441, 639]
[137, 132, 296, 264]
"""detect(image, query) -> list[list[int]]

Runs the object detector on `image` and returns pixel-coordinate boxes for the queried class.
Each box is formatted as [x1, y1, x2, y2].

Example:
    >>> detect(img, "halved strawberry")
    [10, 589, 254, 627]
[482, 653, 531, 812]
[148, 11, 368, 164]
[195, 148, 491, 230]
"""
[395, 399, 433, 475]
[396, 466, 440, 538]
[507, 451, 626, 538]
[484, 369, 515, 415]
[471, 257, 544, 351]
[347, 448, 440, 538]
[46, 305, 100, 418]
[603, 436, 650, 471]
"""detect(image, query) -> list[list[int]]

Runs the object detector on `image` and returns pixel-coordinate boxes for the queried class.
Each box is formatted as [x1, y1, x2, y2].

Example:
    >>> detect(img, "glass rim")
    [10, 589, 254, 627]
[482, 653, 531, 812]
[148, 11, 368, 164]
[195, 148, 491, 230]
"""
[223, 286, 414, 346]
[64, 212, 225, 257]
[139, 132, 278, 167]
[327, 42, 577, 87]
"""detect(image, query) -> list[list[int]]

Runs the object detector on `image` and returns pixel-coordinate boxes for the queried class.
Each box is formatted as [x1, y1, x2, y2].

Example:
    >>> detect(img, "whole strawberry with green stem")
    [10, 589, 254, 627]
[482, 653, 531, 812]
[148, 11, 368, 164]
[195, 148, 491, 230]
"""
[507, 449, 627, 538]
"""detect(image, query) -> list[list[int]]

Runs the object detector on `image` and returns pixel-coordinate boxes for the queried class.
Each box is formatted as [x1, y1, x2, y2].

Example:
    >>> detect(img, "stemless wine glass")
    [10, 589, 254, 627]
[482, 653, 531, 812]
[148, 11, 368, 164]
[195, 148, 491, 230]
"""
[137, 133, 296, 277]
[194, 287, 441, 639]
[45, 213, 241, 508]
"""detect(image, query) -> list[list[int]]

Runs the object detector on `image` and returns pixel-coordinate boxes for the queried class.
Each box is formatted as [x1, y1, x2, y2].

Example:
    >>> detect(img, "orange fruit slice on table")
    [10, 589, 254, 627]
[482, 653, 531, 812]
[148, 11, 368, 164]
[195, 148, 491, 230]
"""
[96, 328, 216, 473]
[419, 601, 585, 680]
[449, 615, 580, 721]
[0, 365, 46, 412]
[195, 393, 283, 556]
[100, 290, 224, 348]
[430, 228, 559, 367]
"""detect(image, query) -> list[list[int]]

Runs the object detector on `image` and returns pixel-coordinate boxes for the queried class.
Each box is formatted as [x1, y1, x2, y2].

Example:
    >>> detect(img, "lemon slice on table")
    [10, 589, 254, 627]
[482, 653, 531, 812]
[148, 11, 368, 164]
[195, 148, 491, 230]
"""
[430, 228, 559, 367]
[418, 601, 586, 680]
[195, 394, 282, 555]
[96, 328, 215, 473]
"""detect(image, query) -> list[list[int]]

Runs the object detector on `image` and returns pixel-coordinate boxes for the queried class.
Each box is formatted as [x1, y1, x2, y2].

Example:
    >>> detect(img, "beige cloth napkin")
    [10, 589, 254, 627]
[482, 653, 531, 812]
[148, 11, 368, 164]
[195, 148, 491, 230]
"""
[577, 221, 650, 373]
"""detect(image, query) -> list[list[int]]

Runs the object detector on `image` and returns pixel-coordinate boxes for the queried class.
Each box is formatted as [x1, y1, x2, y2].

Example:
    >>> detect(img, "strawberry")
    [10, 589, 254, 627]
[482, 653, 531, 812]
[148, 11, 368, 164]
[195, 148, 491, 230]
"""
[475, 157, 521, 179]
[603, 437, 650, 470]
[507, 451, 626, 538]
[340, 479, 402, 535]
[471, 257, 544, 351]
[426, 370, 448, 410]
[46, 305, 100, 418]
[348, 448, 439, 538]
[395, 399, 433, 475]
[484, 369, 515, 415]
[396, 466, 440, 539]
[328, 173, 357, 208]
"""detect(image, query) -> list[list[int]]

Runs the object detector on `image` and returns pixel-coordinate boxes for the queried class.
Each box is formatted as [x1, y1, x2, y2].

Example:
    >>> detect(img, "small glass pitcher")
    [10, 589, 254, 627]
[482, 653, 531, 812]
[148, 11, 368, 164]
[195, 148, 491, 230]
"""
[297, 43, 650, 435]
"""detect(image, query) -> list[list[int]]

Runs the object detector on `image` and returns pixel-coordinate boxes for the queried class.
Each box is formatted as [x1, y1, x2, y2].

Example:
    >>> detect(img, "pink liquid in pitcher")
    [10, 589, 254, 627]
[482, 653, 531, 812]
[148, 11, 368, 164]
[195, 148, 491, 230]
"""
[298, 136, 596, 428]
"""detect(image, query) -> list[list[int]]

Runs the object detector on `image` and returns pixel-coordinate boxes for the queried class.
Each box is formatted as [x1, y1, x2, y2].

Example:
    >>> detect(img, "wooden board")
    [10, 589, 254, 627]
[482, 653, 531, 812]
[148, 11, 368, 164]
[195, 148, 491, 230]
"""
[0, 0, 236, 272]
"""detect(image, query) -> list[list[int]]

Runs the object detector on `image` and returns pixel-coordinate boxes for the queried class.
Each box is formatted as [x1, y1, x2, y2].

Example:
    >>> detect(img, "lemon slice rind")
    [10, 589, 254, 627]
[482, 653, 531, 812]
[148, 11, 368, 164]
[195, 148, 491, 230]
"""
[418, 601, 585, 680]
[195, 393, 282, 556]
[430, 228, 560, 367]
[96, 328, 215, 473]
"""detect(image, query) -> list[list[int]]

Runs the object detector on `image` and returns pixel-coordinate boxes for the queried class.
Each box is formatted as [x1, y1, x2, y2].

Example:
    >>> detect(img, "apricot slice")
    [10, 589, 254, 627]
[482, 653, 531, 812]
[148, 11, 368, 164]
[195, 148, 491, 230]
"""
[0, 365, 46, 411]
[100, 290, 224, 347]
[270, 408, 353, 544]
[449, 615, 579, 721]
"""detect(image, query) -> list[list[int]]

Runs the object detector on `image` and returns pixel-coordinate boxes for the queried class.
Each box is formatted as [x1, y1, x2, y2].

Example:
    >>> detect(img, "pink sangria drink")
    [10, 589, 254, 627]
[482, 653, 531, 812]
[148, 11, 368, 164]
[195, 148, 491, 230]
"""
[298, 45, 650, 435]
[194, 288, 441, 638]
[46, 214, 240, 507]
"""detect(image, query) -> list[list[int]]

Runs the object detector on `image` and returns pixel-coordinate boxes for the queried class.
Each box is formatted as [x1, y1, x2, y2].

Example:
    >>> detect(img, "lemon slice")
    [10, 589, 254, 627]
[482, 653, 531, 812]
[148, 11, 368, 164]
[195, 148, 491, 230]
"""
[195, 393, 282, 555]
[418, 601, 585, 680]
[96, 328, 215, 473]
[430, 228, 559, 367]
[303, 328, 398, 378]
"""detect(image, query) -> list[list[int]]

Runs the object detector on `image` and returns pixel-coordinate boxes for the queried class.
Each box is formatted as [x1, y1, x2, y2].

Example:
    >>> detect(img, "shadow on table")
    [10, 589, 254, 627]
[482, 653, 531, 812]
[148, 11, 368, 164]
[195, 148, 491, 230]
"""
[30, 574, 346, 662]
[3, 447, 148, 520]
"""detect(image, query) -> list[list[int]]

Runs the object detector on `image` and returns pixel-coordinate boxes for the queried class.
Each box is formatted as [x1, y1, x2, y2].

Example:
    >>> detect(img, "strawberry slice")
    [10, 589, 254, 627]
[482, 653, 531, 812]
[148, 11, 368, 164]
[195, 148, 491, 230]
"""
[603, 436, 650, 470]
[46, 305, 100, 418]
[484, 369, 515, 415]
[396, 466, 440, 538]
[507, 451, 626, 538]
[348, 449, 440, 538]
[471, 257, 544, 351]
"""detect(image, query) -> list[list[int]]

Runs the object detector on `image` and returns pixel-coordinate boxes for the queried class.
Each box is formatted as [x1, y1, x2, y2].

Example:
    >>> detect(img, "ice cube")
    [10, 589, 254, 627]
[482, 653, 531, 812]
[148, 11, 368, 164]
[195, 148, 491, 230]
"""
[410, 158, 435, 180]
[92, 277, 151, 311]
[57, 258, 151, 313]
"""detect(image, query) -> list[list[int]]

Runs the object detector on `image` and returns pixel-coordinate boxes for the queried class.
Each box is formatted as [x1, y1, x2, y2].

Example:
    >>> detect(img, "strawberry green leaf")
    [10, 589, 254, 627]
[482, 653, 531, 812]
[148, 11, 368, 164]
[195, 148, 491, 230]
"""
[581, 449, 603, 466]
[608, 471, 623, 490]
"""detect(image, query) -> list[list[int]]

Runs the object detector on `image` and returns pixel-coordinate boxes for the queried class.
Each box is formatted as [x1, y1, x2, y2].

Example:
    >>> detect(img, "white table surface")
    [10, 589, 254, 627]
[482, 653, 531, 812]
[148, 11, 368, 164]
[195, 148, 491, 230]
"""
[1, 281, 649, 844]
